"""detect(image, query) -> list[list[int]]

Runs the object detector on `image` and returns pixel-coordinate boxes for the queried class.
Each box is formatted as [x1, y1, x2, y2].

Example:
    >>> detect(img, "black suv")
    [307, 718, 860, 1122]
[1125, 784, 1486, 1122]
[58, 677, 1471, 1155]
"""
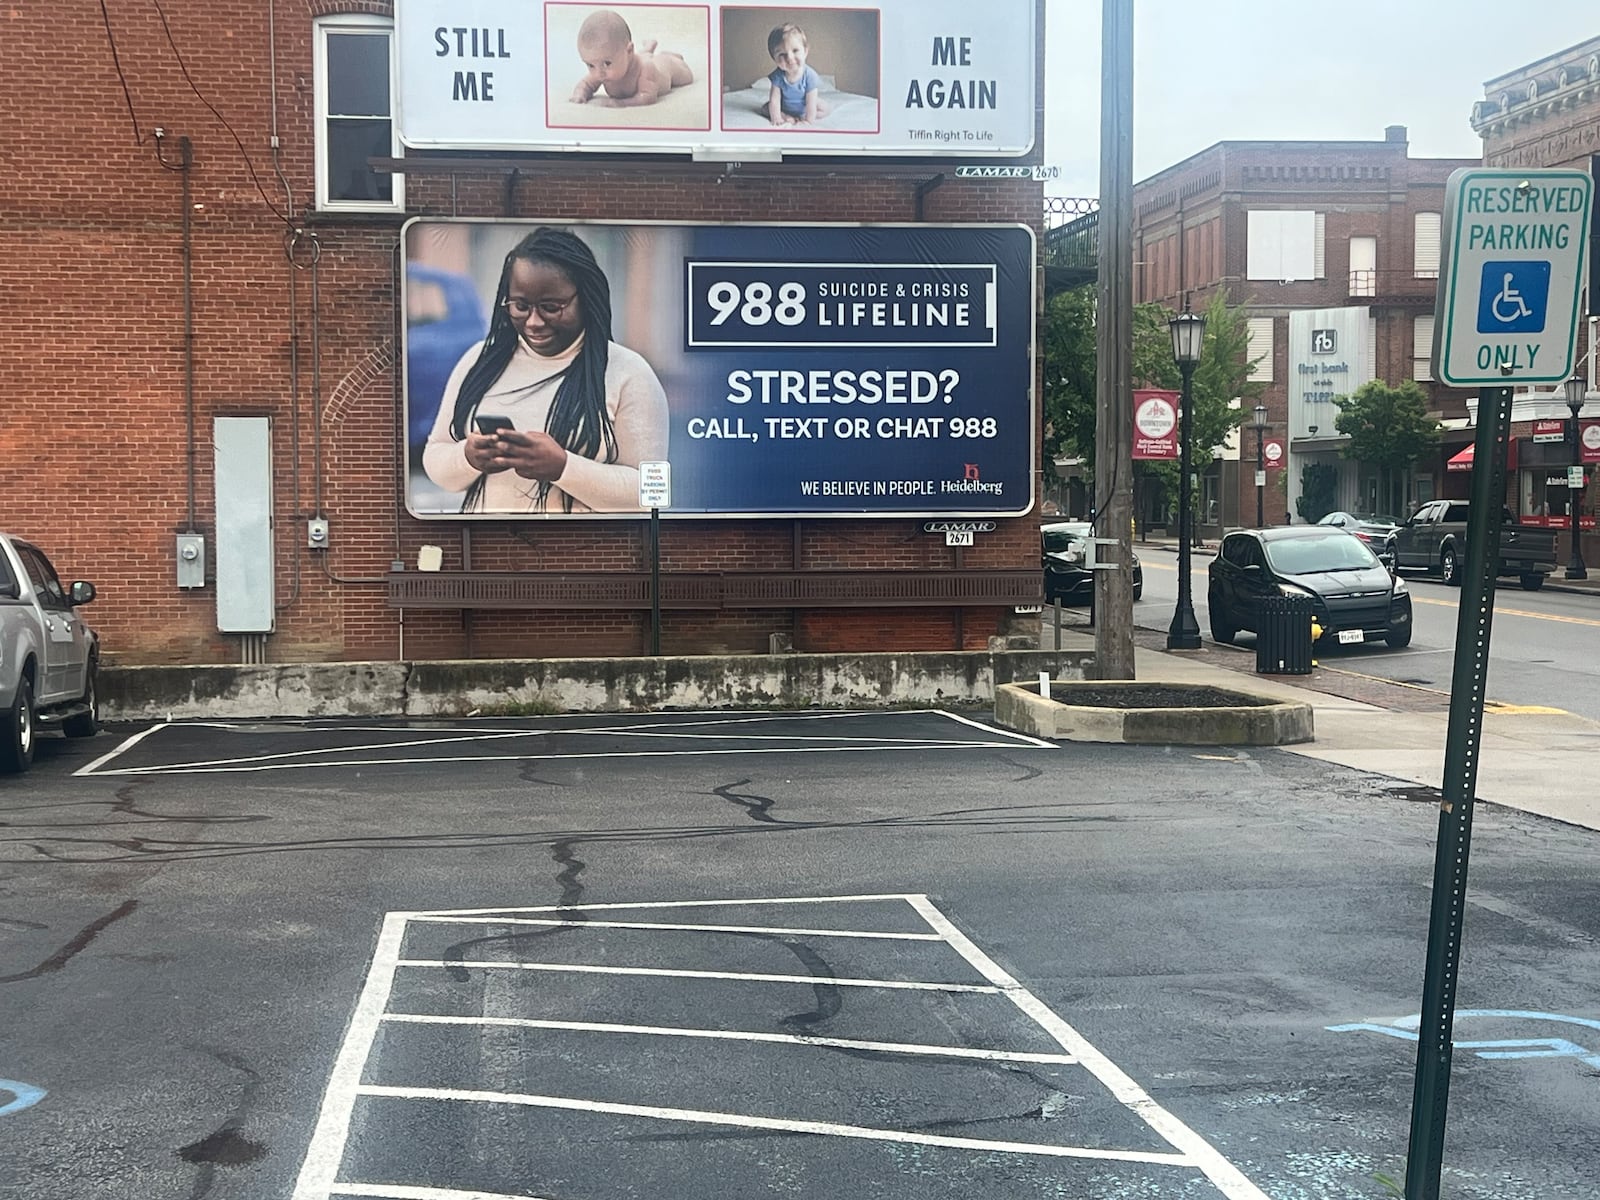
[1208, 527, 1413, 649]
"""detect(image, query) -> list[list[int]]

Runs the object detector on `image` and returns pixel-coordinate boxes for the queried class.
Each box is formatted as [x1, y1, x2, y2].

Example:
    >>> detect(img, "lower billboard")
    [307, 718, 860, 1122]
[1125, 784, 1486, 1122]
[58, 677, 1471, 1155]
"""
[404, 220, 1035, 518]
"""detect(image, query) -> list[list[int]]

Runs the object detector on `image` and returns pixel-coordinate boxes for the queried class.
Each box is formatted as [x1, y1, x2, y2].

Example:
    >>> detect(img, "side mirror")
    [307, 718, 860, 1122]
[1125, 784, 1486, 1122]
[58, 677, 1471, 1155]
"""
[70, 581, 96, 605]
[1378, 552, 1396, 574]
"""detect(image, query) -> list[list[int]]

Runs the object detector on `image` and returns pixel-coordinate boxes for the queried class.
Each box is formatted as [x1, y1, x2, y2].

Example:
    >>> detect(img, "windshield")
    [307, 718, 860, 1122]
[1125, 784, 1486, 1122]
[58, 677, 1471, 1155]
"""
[1265, 534, 1381, 574]
[1042, 525, 1089, 553]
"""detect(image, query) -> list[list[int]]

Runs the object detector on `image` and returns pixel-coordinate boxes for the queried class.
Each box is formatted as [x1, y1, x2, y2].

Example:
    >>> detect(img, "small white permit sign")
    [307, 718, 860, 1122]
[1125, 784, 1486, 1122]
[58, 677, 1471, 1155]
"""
[639, 461, 672, 510]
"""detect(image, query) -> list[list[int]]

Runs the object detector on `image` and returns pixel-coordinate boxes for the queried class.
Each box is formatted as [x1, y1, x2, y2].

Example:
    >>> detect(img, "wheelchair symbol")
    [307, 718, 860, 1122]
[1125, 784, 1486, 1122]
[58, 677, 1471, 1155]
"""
[1327, 1010, 1600, 1072]
[1476, 261, 1549, 335]
[1490, 273, 1534, 324]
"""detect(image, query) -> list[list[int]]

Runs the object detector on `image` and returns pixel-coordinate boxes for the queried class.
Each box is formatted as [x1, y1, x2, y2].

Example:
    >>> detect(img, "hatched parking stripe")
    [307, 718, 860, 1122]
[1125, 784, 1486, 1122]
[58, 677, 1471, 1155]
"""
[295, 895, 1272, 1199]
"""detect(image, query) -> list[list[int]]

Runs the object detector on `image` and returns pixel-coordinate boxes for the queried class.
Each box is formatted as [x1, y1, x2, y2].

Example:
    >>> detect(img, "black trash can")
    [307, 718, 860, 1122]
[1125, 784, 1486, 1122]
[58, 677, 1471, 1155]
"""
[1255, 593, 1315, 675]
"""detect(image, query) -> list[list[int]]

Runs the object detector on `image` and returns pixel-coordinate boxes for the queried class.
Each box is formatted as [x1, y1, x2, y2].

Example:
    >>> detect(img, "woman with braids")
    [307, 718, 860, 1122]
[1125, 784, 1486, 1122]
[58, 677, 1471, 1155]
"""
[423, 227, 668, 513]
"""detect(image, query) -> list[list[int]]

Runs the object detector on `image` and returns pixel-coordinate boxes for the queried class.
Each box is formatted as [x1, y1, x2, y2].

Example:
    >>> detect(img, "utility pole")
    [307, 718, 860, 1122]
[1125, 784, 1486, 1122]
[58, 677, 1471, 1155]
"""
[1093, 0, 1135, 679]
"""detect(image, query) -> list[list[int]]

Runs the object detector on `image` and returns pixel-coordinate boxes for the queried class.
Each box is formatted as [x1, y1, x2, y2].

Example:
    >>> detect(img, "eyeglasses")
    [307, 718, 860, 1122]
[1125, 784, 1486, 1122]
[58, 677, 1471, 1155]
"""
[502, 295, 578, 320]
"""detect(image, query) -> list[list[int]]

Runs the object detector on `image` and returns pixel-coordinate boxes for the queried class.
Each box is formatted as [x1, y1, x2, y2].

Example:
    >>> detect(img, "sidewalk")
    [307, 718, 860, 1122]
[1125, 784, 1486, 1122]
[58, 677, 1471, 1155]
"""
[1043, 622, 1600, 834]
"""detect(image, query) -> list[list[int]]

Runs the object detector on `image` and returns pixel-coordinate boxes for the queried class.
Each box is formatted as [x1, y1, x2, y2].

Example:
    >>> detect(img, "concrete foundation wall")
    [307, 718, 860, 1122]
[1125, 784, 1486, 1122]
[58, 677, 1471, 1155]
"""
[100, 651, 1093, 721]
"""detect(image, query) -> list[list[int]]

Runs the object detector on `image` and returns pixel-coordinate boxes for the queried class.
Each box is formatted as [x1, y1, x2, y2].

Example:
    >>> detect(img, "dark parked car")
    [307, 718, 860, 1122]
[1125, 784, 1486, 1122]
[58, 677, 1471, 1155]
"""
[1316, 510, 1400, 551]
[1042, 522, 1143, 604]
[1389, 499, 1557, 590]
[1208, 526, 1413, 649]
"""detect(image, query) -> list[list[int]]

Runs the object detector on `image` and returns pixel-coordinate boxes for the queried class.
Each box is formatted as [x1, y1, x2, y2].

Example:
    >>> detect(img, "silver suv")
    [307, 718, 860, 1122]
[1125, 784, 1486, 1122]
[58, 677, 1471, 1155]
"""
[1, 533, 99, 773]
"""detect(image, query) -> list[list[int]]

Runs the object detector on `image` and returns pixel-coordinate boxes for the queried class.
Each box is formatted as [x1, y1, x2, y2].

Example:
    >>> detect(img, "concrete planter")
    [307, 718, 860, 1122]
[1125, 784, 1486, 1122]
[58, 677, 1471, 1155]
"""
[995, 680, 1314, 745]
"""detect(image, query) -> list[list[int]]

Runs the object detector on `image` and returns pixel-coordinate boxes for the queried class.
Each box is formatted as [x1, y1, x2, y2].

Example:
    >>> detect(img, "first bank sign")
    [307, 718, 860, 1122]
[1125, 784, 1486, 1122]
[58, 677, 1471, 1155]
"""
[1433, 168, 1593, 386]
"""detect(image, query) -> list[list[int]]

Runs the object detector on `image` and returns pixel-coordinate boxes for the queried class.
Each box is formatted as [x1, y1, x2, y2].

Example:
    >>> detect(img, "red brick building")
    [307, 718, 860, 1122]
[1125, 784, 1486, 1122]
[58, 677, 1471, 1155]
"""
[1472, 35, 1600, 549]
[1, 2, 1045, 665]
[1130, 127, 1478, 534]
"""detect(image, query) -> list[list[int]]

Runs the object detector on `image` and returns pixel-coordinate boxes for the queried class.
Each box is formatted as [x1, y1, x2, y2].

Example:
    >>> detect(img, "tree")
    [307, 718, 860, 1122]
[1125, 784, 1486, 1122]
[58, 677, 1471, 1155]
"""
[1133, 291, 1265, 536]
[1296, 461, 1339, 523]
[1041, 283, 1097, 471]
[1041, 287, 1265, 535]
[1332, 379, 1441, 517]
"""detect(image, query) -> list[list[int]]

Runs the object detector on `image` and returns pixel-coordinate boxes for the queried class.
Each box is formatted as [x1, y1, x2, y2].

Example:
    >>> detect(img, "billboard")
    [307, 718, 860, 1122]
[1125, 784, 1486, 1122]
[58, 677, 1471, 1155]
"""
[403, 220, 1036, 519]
[394, 1, 1037, 156]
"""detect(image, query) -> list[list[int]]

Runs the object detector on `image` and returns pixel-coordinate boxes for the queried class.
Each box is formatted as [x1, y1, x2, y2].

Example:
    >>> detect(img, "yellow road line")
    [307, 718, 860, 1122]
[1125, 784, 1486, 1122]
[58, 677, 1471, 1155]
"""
[1411, 595, 1600, 628]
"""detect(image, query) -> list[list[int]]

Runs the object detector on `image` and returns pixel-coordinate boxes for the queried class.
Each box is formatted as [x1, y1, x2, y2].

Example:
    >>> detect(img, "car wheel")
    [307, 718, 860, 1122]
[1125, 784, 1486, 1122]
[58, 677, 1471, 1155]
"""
[1385, 626, 1413, 649]
[1, 674, 36, 775]
[63, 658, 99, 739]
[1440, 547, 1460, 587]
[1519, 573, 1545, 592]
[1208, 590, 1236, 645]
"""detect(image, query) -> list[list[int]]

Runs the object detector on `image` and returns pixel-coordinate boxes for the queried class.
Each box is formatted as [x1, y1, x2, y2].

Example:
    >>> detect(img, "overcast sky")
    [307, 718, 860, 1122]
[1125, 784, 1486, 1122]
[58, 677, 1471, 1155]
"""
[1043, 3, 1599, 196]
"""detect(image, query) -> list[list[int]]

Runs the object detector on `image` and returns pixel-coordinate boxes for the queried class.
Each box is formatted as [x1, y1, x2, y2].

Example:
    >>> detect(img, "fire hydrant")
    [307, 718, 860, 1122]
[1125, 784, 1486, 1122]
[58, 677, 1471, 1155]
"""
[1310, 616, 1323, 666]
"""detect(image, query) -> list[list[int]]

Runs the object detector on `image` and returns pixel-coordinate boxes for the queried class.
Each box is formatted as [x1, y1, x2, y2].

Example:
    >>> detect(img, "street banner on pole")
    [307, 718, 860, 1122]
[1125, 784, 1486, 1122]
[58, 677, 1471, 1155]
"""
[1132, 390, 1179, 460]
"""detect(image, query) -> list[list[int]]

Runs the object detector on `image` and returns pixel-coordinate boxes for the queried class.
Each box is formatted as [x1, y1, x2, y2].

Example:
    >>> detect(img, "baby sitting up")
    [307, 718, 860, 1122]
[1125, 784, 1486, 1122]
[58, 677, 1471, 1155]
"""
[570, 9, 693, 107]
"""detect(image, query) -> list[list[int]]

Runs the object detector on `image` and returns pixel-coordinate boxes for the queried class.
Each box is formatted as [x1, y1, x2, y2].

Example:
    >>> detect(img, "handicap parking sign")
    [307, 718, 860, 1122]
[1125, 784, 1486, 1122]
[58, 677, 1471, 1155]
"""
[1477, 261, 1550, 334]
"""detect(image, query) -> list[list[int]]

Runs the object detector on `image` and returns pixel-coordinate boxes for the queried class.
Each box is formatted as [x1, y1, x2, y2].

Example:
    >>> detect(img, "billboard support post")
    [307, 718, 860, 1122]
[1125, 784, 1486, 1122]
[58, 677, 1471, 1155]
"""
[650, 507, 662, 657]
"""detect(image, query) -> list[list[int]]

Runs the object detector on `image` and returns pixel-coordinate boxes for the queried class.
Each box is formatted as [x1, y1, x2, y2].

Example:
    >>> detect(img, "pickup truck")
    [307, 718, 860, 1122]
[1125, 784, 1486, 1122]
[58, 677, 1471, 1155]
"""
[1388, 500, 1559, 590]
[1, 533, 100, 773]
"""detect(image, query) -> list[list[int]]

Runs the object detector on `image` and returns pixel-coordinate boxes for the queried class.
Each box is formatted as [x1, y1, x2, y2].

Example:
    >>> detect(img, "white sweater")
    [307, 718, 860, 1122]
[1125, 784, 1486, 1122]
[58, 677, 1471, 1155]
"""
[423, 335, 669, 513]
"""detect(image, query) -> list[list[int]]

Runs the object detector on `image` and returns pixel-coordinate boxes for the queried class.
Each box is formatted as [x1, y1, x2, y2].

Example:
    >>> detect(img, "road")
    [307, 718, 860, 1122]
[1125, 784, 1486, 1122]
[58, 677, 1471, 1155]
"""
[3, 714, 1598, 1199]
[1130, 552, 1600, 719]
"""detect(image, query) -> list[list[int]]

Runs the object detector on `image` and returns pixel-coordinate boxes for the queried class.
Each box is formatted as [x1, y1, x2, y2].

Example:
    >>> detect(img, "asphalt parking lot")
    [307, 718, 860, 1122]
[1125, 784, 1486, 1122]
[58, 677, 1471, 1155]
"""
[3, 712, 1598, 1199]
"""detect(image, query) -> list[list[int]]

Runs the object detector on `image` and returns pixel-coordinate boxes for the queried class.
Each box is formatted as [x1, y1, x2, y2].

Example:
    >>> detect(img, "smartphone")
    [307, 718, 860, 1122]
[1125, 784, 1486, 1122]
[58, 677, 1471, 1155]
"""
[474, 415, 515, 436]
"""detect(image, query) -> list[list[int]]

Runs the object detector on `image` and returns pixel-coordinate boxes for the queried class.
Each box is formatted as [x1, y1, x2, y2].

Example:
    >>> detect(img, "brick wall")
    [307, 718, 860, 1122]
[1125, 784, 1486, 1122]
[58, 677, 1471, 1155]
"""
[1, 2, 1044, 665]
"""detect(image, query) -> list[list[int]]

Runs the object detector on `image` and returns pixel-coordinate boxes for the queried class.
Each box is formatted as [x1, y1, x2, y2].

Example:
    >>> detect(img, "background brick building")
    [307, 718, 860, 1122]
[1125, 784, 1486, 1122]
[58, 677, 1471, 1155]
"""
[0, 2, 1046, 666]
[1130, 127, 1478, 534]
[1472, 34, 1600, 551]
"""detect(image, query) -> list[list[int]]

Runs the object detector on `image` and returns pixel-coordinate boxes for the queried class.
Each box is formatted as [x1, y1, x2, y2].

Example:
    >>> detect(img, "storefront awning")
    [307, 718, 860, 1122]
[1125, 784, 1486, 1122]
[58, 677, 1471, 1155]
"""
[1445, 441, 1518, 473]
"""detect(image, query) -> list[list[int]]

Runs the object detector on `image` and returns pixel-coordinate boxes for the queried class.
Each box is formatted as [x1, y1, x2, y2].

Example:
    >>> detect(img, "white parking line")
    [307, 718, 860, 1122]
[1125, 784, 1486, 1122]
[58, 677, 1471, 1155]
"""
[296, 895, 1271, 1200]
[355, 1085, 1194, 1166]
[331, 1186, 551, 1200]
[404, 916, 946, 941]
[381, 1013, 1080, 1066]
[77, 711, 1054, 776]
[413, 891, 922, 918]
[73, 722, 168, 777]
[910, 896, 1273, 1200]
[396, 959, 1001, 993]
[294, 913, 409, 1200]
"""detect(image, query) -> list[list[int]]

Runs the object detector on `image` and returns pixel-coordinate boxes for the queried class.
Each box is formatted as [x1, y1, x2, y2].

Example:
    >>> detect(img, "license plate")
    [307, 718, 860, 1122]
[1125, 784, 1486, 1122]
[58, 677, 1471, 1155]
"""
[1338, 629, 1365, 644]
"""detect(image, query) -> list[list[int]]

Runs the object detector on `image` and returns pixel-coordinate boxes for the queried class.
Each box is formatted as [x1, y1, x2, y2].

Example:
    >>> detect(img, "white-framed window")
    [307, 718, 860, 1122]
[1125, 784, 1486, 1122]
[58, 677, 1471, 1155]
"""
[1414, 212, 1441, 278]
[1246, 317, 1274, 382]
[1413, 314, 1435, 381]
[315, 15, 404, 212]
[1246, 210, 1321, 282]
[1348, 236, 1377, 297]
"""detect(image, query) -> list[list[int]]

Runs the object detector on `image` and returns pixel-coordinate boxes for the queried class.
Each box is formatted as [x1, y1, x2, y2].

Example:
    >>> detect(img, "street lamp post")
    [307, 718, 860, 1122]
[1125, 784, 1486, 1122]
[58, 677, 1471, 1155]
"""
[1565, 373, 1587, 581]
[1167, 305, 1205, 650]
[1252, 403, 1269, 529]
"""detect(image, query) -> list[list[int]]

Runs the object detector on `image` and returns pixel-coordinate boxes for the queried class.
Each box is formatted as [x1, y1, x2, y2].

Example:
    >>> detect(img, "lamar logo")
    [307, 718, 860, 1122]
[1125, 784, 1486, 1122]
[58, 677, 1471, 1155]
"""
[1311, 328, 1338, 354]
[963, 464, 981, 480]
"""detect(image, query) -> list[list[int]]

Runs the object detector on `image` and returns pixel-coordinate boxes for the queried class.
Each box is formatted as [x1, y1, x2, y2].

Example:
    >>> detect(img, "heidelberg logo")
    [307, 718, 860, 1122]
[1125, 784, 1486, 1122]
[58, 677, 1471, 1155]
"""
[963, 464, 981, 480]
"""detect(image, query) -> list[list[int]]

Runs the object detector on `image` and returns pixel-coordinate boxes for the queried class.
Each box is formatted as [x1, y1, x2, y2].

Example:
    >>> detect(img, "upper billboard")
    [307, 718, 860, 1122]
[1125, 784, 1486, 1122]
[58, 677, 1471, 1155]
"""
[395, 1, 1038, 156]
[403, 220, 1035, 519]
